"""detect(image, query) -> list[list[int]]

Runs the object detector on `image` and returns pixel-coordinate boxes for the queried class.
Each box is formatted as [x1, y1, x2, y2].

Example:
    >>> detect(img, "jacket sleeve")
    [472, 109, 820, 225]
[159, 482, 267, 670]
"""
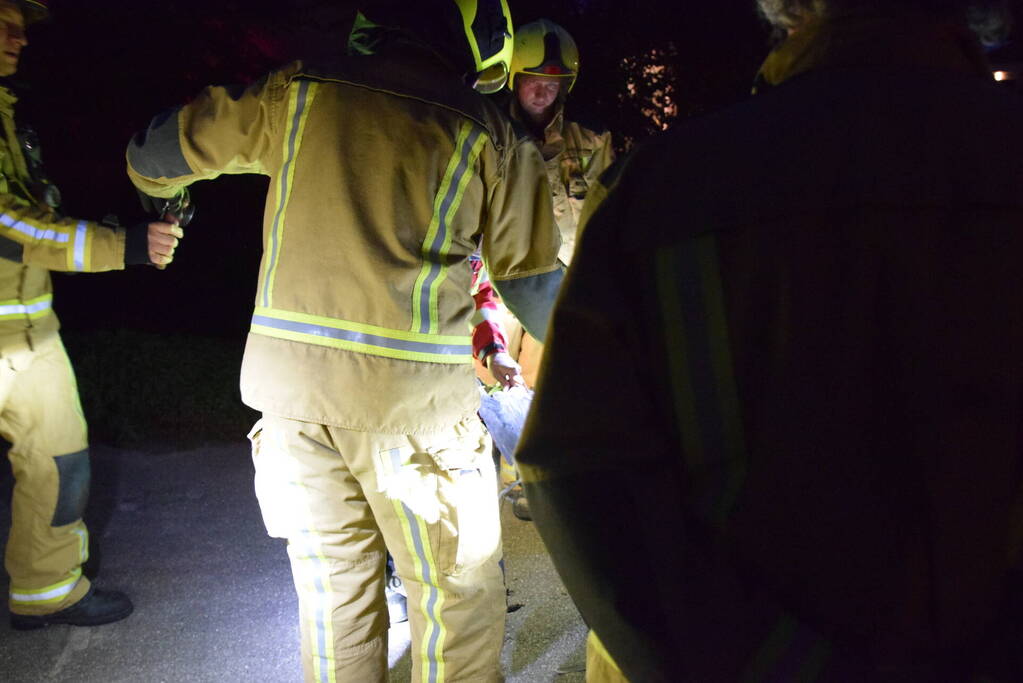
[469, 253, 508, 361]
[126, 65, 292, 199]
[585, 130, 615, 190]
[0, 195, 125, 272]
[481, 134, 563, 342]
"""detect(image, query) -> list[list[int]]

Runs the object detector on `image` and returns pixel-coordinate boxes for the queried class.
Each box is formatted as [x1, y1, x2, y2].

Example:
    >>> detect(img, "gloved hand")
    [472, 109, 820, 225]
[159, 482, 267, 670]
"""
[125, 219, 184, 268]
[486, 351, 525, 389]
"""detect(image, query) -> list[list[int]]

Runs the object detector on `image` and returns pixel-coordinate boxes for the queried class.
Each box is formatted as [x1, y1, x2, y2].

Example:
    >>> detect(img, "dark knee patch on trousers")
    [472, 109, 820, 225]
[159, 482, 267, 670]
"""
[52, 449, 90, 526]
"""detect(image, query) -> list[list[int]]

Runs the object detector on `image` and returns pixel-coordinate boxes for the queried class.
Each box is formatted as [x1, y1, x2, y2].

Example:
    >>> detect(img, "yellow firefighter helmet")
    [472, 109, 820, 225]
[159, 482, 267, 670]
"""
[508, 19, 579, 93]
[452, 0, 515, 94]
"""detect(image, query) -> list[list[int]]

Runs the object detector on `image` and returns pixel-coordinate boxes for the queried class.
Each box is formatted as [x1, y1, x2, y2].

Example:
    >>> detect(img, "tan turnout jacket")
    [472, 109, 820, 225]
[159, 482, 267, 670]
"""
[0, 86, 126, 353]
[511, 99, 614, 264]
[128, 47, 562, 433]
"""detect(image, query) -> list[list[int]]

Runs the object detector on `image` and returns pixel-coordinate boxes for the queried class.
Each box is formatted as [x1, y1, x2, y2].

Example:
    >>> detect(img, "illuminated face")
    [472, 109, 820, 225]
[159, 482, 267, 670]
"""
[515, 74, 562, 121]
[0, 2, 26, 78]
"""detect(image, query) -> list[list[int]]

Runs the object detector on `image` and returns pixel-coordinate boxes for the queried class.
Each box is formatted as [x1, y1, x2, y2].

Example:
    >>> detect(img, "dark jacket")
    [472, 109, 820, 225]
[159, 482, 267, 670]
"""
[517, 11, 1023, 682]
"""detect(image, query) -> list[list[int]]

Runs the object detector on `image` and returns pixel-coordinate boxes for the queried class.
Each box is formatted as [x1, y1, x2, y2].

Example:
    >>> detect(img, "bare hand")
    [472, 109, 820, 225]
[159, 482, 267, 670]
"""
[487, 351, 525, 389]
[147, 219, 183, 269]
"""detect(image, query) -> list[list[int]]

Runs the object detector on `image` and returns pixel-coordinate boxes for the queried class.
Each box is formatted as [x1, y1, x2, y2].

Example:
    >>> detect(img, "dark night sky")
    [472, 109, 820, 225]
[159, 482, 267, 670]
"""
[14, 0, 1021, 338]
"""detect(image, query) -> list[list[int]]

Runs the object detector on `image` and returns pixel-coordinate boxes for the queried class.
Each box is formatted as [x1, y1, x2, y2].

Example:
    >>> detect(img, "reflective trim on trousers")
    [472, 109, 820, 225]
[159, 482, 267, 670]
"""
[0, 293, 53, 320]
[389, 448, 447, 683]
[10, 568, 82, 606]
[292, 532, 337, 683]
[288, 467, 338, 683]
[0, 212, 69, 245]
[251, 307, 473, 364]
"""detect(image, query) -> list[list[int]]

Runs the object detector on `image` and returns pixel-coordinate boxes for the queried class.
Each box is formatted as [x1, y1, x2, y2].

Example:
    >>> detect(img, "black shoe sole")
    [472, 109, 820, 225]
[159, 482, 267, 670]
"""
[10, 604, 133, 630]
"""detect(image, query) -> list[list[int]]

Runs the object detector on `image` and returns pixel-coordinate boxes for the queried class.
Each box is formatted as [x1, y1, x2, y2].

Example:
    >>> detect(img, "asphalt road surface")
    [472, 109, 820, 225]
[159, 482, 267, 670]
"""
[0, 444, 587, 682]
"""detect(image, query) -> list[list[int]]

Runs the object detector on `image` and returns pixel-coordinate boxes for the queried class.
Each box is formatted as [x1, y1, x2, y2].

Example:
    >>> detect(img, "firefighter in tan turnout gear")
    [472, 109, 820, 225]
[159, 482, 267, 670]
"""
[0, 0, 182, 630]
[475, 18, 614, 391]
[474, 18, 614, 521]
[126, 1, 562, 680]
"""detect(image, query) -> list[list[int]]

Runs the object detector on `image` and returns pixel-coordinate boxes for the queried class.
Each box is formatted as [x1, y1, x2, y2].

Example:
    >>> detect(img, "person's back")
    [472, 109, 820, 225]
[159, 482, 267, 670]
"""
[127, 3, 562, 680]
[516, 3, 1023, 681]
[130, 39, 561, 434]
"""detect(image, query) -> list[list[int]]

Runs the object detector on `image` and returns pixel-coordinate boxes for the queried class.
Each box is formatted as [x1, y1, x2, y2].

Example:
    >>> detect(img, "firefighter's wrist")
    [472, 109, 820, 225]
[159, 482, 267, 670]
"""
[479, 343, 505, 368]
[124, 221, 151, 265]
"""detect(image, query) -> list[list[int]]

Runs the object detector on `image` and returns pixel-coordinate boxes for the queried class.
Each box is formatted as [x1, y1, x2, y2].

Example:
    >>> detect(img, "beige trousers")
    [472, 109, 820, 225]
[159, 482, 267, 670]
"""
[3, 334, 92, 615]
[249, 413, 506, 682]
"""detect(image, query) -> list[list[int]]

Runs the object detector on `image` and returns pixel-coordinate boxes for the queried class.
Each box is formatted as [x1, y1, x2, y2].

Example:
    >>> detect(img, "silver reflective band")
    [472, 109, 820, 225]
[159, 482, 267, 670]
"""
[0, 213, 69, 243]
[252, 314, 472, 357]
[74, 221, 87, 271]
[0, 298, 53, 316]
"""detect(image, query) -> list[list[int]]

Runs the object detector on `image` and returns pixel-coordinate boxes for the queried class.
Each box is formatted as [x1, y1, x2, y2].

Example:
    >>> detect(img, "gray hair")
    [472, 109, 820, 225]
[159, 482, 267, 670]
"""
[756, 0, 1013, 47]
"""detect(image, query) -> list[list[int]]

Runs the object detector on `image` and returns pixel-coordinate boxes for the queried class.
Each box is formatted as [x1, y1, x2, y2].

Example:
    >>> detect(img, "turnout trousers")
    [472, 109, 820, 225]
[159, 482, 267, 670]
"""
[3, 334, 92, 616]
[249, 413, 506, 683]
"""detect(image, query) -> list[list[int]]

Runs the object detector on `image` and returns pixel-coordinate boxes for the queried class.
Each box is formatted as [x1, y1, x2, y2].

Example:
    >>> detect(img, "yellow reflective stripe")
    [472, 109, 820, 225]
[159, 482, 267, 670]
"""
[262, 79, 319, 309]
[290, 476, 337, 683]
[655, 236, 747, 527]
[427, 131, 486, 333]
[411, 123, 469, 334]
[411, 122, 485, 335]
[251, 306, 472, 364]
[390, 501, 447, 682]
[10, 568, 82, 606]
[0, 293, 53, 320]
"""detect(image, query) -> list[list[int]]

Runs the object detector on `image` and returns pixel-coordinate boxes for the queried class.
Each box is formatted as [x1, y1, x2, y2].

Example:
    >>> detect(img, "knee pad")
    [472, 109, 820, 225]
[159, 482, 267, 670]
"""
[52, 448, 90, 526]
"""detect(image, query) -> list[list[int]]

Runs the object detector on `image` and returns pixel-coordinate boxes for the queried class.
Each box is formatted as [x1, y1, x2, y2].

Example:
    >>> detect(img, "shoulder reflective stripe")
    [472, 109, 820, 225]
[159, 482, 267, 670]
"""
[73, 220, 87, 271]
[0, 212, 70, 244]
[262, 79, 319, 309]
[251, 307, 472, 364]
[655, 235, 746, 528]
[9, 568, 82, 606]
[0, 293, 53, 320]
[411, 122, 486, 335]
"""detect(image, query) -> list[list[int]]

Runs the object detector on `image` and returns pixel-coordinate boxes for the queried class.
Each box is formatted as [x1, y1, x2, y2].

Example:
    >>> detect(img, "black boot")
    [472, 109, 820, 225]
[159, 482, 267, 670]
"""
[10, 586, 133, 630]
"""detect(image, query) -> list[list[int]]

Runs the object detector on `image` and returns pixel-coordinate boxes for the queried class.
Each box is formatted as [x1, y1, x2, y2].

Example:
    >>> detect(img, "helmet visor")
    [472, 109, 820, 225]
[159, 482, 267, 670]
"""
[474, 61, 509, 94]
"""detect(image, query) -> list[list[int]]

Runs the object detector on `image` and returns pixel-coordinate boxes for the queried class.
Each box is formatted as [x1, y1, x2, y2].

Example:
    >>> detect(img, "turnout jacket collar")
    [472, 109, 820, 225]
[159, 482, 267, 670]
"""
[756, 9, 992, 90]
[509, 97, 566, 159]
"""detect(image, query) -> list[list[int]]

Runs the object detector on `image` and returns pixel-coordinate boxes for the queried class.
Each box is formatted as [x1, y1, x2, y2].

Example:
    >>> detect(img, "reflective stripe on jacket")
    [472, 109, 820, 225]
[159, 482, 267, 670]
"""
[0, 86, 126, 352]
[517, 12, 1023, 681]
[127, 47, 562, 433]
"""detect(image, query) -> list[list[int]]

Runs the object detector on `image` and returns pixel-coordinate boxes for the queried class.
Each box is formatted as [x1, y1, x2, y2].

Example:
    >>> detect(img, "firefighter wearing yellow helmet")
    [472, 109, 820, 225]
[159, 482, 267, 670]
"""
[509, 18, 614, 264]
[0, 0, 181, 630]
[127, 0, 562, 680]
[470, 20, 614, 515]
